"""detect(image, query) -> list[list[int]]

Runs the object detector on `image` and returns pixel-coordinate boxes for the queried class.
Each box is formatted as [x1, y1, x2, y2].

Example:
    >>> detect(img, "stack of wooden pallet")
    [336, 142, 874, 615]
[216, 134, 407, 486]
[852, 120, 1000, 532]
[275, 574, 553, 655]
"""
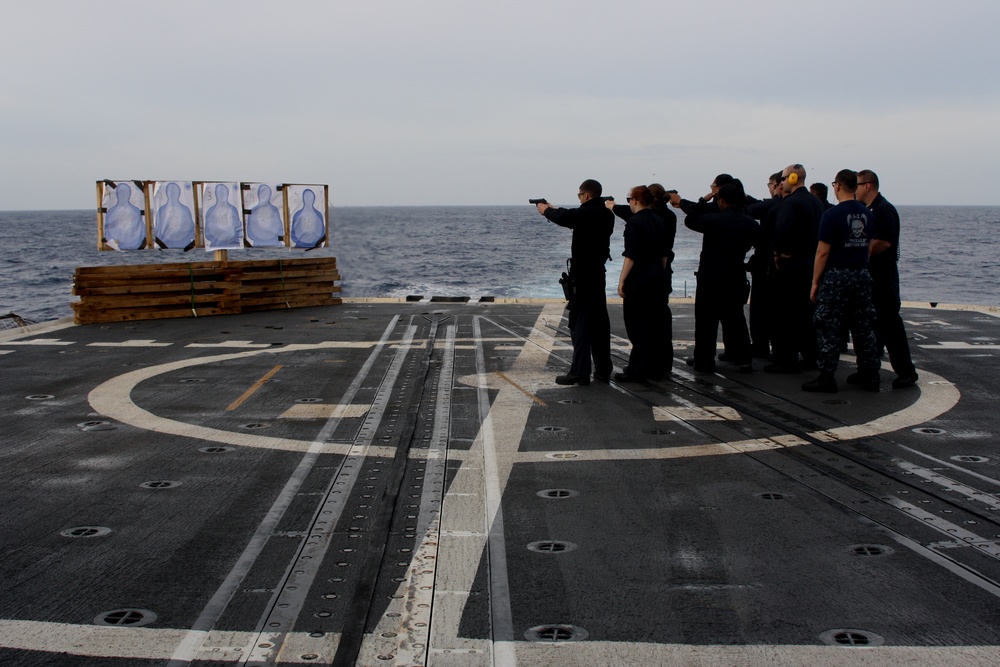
[72, 257, 341, 324]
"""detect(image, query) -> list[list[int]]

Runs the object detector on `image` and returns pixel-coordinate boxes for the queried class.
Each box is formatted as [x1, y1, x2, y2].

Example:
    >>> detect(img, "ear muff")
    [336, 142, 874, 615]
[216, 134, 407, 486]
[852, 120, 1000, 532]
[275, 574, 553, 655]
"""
[786, 172, 799, 186]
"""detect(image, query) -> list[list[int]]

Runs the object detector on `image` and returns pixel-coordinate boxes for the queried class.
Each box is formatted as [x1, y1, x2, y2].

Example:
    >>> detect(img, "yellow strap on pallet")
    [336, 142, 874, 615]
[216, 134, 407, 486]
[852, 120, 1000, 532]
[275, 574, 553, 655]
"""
[187, 263, 198, 317]
[279, 258, 290, 310]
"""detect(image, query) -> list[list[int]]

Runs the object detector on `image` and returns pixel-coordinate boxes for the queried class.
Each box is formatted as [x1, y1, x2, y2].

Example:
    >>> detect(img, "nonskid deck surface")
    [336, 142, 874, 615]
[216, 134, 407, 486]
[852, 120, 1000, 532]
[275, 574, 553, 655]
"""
[1, 301, 999, 666]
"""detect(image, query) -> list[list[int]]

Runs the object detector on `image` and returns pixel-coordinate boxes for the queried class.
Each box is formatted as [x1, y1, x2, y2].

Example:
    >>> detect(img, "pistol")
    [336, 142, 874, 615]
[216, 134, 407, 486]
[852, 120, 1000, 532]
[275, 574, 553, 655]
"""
[528, 198, 547, 205]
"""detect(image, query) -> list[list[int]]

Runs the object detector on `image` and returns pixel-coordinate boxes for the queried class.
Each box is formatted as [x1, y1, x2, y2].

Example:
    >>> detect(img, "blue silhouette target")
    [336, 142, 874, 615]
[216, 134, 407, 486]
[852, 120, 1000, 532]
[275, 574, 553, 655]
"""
[201, 182, 244, 250]
[289, 186, 327, 248]
[244, 183, 285, 247]
[152, 182, 196, 249]
[101, 181, 147, 250]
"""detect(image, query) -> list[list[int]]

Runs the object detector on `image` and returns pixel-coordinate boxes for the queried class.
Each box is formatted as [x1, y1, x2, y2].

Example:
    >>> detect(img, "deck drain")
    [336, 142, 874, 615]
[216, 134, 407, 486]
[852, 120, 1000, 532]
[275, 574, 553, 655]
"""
[644, 428, 675, 435]
[537, 489, 580, 500]
[819, 628, 885, 647]
[61, 526, 112, 538]
[557, 399, 583, 404]
[850, 544, 894, 557]
[178, 378, 206, 384]
[951, 455, 989, 463]
[528, 540, 577, 554]
[524, 624, 589, 642]
[913, 427, 946, 435]
[545, 452, 579, 460]
[296, 397, 323, 403]
[537, 426, 568, 433]
[140, 480, 181, 489]
[759, 492, 785, 500]
[241, 422, 270, 430]
[95, 609, 157, 627]
[822, 399, 850, 405]
[26, 394, 55, 400]
[78, 420, 116, 431]
[199, 446, 234, 454]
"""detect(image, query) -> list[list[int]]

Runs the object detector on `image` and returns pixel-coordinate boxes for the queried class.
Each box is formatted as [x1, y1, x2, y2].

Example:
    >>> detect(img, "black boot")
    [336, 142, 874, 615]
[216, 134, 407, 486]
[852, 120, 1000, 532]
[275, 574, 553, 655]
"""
[802, 371, 837, 393]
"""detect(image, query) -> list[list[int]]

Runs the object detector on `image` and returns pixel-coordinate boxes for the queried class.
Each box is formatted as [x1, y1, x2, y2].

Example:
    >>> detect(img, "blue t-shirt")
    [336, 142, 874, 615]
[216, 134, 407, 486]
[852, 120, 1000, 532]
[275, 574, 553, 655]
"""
[819, 200, 872, 270]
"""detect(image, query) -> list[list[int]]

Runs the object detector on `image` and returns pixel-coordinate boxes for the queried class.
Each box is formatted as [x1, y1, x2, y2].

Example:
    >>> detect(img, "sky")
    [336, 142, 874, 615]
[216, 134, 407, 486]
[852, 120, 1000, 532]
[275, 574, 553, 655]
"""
[2, 0, 999, 209]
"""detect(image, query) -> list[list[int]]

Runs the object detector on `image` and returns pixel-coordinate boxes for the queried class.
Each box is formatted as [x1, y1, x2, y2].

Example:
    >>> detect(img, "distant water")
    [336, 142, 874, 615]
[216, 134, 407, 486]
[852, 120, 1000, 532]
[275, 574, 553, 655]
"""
[1, 205, 997, 323]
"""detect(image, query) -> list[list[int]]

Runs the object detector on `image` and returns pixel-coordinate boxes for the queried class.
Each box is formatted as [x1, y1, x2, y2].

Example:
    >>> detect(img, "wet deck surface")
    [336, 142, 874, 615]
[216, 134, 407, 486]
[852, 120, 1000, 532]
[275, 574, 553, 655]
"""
[2, 299, 1000, 666]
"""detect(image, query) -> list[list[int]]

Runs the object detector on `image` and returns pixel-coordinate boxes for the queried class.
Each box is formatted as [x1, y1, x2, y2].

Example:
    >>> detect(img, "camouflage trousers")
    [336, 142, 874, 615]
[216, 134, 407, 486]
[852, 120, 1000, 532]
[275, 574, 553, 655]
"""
[813, 267, 881, 374]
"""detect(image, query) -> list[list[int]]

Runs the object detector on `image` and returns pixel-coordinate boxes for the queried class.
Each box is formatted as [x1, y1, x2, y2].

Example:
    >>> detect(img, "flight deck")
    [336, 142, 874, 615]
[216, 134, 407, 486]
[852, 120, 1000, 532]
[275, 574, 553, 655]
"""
[1, 299, 999, 666]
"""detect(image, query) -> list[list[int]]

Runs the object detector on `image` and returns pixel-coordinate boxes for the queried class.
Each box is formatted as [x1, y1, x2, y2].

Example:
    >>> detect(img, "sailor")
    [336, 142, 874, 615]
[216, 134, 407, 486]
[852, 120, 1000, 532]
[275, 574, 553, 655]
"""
[679, 183, 758, 373]
[765, 163, 823, 373]
[537, 179, 616, 385]
[802, 169, 881, 392]
[855, 170, 919, 388]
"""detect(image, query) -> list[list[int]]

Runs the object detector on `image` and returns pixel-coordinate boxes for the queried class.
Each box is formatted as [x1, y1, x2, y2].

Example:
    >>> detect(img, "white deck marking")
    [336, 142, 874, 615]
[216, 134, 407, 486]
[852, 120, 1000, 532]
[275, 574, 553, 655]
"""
[653, 405, 742, 422]
[87, 339, 172, 347]
[185, 340, 275, 348]
[1, 338, 73, 346]
[278, 403, 371, 419]
[6, 619, 1000, 664]
[919, 341, 1000, 350]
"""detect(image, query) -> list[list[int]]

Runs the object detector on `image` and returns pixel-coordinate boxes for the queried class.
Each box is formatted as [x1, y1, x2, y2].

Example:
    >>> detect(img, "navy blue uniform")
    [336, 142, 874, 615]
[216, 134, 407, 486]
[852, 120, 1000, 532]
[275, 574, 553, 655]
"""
[544, 199, 616, 379]
[620, 208, 672, 379]
[770, 188, 823, 369]
[684, 203, 758, 370]
[868, 193, 917, 379]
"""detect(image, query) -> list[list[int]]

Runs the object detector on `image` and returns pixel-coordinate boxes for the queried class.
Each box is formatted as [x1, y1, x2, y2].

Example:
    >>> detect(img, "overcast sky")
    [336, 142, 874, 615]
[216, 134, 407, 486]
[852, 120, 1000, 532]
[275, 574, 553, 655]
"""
[2, 0, 998, 209]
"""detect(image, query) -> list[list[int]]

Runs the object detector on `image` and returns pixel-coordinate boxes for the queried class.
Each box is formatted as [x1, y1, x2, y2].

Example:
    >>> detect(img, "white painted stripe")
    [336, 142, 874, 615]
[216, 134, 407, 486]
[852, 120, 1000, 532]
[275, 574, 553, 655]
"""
[278, 403, 371, 420]
[894, 460, 1000, 510]
[4, 618, 1000, 665]
[0, 620, 248, 661]
[185, 340, 274, 348]
[653, 405, 742, 422]
[919, 341, 1000, 350]
[87, 340, 172, 347]
[475, 314, 516, 666]
[2, 338, 73, 346]
[883, 498, 1000, 563]
[0, 350, 13, 355]
[896, 444, 1000, 488]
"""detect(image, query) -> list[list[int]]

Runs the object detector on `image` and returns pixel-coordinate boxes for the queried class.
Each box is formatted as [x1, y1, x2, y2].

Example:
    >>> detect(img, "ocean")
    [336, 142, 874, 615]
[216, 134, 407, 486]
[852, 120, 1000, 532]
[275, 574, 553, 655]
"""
[1, 205, 998, 324]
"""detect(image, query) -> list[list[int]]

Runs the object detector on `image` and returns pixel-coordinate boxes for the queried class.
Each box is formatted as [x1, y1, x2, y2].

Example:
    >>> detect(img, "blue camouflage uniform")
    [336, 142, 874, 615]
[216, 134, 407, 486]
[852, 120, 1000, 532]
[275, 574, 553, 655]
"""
[814, 200, 880, 375]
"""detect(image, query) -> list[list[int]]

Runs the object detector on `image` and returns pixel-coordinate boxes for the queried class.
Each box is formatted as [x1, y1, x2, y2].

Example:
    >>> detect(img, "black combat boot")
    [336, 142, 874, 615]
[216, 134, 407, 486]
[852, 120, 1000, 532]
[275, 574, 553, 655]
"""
[802, 371, 837, 393]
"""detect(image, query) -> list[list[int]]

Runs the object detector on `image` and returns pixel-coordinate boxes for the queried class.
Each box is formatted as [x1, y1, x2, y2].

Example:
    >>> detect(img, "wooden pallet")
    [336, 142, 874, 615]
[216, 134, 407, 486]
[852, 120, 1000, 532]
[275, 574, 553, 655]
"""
[72, 257, 342, 324]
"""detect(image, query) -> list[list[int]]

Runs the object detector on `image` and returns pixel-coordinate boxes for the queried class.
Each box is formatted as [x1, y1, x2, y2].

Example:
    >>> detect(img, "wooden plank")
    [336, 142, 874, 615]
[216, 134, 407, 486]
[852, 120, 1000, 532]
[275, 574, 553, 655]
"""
[73, 293, 231, 309]
[75, 260, 225, 274]
[237, 292, 340, 307]
[73, 266, 240, 281]
[234, 270, 340, 283]
[230, 257, 337, 269]
[73, 305, 239, 325]
[241, 297, 341, 312]
[233, 281, 341, 295]
[73, 281, 233, 296]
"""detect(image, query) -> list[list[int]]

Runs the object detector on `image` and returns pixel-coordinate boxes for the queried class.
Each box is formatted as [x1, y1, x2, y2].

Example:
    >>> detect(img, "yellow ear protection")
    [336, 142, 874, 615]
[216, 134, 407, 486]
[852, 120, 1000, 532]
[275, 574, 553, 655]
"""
[787, 172, 799, 186]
